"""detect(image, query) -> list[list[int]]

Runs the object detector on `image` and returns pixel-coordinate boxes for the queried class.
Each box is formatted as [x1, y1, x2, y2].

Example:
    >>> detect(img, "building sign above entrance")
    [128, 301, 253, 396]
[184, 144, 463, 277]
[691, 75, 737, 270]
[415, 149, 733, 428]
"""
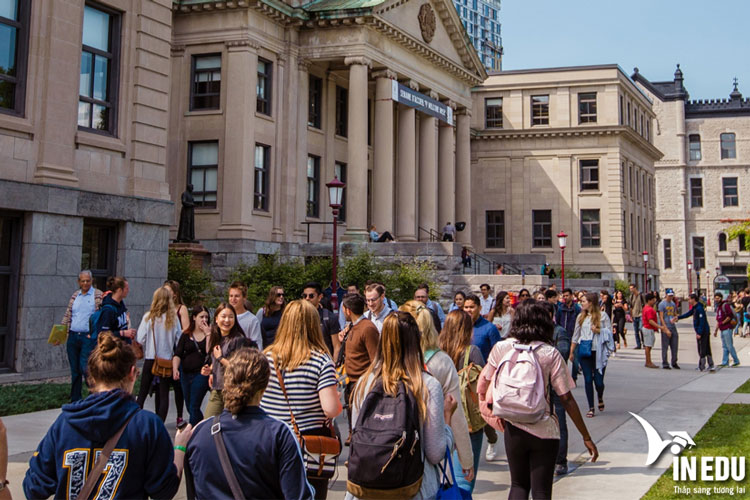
[391, 80, 454, 126]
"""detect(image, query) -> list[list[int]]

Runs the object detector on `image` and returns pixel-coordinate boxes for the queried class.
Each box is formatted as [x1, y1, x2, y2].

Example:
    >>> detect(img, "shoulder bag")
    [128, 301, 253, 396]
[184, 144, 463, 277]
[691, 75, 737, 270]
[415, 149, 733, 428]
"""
[212, 416, 244, 500]
[151, 320, 173, 378]
[77, 415, 134, 500]
[275, 364, 341, 480]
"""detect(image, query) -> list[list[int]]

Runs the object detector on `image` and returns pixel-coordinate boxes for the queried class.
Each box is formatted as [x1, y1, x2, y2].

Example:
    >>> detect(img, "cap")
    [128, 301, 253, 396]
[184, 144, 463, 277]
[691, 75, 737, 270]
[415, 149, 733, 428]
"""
[665, 288, 675, 295]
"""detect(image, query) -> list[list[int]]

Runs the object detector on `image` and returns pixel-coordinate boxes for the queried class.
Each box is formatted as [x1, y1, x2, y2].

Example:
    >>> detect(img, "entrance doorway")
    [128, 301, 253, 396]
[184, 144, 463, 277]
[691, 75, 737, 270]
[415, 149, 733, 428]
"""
[0, 213, 22, 372]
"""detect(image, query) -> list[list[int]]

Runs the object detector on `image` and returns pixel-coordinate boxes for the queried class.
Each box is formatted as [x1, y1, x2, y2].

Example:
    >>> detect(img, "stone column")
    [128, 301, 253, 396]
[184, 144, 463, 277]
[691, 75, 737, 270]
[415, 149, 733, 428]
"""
[455, 108, 472, 244]
[292, 58, 310, 238]
[343, 56, 371, 241]
[373, 69, 397, 235]
[217, 40, 258, 239]
[396, 81, 419, 241]
[438, 100, 456, 230]
[418, 91, 439, 238]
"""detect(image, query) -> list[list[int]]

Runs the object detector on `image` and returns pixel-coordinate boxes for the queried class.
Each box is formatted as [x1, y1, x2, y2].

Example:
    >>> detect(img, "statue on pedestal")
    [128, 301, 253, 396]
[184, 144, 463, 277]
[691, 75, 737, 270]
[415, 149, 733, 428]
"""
[176, 184, 197, 243]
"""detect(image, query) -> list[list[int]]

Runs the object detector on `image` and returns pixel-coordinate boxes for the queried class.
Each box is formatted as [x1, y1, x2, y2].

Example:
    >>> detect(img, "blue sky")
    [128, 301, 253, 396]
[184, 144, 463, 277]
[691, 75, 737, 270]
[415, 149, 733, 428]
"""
[500, 0, 750, 100]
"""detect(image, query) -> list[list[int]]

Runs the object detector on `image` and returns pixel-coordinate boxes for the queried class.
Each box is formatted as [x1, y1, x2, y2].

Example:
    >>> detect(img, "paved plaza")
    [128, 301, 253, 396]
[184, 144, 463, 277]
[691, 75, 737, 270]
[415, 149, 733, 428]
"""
[4, 315, 750, 499]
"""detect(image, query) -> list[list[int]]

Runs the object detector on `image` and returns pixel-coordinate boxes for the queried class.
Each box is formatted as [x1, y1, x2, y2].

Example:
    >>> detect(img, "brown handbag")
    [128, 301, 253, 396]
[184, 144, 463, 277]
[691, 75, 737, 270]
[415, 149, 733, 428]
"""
[150, 321, 173, 378]
[275, 364, 341, 478]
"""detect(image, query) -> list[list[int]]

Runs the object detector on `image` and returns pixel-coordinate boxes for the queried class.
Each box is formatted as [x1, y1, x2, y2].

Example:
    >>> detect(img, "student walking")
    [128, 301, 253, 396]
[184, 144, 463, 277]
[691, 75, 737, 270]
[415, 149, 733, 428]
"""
[163, 280, 187, 427]
[714, 293, 740, 367]
[256, 285, 287, 346]
[641, 293, 661, 368]
[628, 284, 645, 349]
[95, 277, 137, 342]
[675, 294, 715, 371]
[612, 290, 629, 349]
[173, 306, 211, 426]
[487, 291, 513, 338]
[658, 289, 680, 369]
[556, 289, 582, 383]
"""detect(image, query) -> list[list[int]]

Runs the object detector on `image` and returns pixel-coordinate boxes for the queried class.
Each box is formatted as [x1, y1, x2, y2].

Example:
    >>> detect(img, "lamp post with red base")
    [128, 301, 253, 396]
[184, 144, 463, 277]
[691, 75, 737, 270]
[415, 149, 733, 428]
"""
[687, 261, 693, 294]
[643, 251, 649, 293]
[557, 231, 568, 290]
[326, 176, 346, 312]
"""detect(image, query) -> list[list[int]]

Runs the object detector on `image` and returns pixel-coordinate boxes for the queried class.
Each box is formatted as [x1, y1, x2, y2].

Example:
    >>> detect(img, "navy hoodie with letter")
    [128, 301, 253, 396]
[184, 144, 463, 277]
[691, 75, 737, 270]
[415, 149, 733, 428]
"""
[24, 389, 180, 500]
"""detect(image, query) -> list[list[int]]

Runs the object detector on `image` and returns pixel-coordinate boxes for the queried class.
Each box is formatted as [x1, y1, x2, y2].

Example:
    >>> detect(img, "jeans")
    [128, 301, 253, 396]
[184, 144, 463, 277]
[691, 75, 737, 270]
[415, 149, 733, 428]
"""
[66, 332, 96, 402]
[633, 317, 643, 348]
[504, 422, 559, 500]
[552, 392, 568, 466]
[720, 329, 740, 365]
[579, 354, 605, 410]
[661, 327, 679, 366]
[570, 350, 580, 382]
[181, 371, 210, 426]
[453, 429, 484, 494]
[697, 333, 714, 370]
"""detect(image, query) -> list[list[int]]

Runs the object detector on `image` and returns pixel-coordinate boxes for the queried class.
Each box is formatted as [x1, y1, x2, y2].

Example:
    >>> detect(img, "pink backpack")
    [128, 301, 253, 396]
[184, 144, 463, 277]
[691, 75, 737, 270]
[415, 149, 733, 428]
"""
[491, 342, 547, 424]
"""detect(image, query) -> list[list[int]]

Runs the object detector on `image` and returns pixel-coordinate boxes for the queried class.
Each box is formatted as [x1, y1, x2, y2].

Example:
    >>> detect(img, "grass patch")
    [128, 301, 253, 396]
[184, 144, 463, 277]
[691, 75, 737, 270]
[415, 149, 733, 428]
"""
[643, 404, 750, 499]
[734, 378, 750, 393]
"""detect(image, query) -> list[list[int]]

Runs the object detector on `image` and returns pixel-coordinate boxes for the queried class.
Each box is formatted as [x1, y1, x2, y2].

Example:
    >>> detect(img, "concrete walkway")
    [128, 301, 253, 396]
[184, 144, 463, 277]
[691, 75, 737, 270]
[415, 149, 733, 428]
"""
[4, 316, 750, 500]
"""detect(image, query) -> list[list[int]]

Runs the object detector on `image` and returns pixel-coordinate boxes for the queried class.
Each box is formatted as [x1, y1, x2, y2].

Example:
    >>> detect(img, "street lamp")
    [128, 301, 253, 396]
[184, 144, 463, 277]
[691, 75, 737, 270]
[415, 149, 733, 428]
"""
[557, 231, 568, 290]
[642, 251, 649, 293]
[687, 260, 693, 294]
[326, 176, 346, 312]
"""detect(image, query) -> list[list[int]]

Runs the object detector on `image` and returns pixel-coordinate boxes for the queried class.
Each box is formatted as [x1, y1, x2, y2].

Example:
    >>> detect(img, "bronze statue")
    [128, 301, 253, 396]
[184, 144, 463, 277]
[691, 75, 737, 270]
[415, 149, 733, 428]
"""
[176, 184, 197, 243]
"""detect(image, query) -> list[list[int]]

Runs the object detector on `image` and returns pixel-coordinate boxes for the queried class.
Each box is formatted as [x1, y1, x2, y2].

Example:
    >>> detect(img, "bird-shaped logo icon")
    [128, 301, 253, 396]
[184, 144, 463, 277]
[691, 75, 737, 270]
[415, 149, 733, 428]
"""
[630, 412, 696, 465]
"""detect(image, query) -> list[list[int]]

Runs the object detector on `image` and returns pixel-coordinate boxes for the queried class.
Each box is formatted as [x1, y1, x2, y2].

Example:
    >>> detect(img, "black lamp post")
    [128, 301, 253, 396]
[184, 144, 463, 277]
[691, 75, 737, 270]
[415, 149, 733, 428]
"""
[326, 176, 345, 312]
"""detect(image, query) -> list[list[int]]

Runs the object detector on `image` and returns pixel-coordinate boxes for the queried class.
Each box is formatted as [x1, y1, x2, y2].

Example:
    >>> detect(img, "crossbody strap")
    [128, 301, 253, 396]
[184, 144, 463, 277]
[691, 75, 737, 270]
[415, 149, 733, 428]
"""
[211, 416, 244, 500]
[462, 346, 471, 369]
[274, 362, 303, 440]
[150, 318, 157, 358]
[77, 415, 134, 500]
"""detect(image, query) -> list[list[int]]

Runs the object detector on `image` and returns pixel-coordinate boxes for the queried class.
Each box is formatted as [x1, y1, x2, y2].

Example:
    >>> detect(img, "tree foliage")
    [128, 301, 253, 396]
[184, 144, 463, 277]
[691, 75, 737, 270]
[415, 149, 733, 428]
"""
[726, 222, 750, 277]
[167, 250, 214, 307]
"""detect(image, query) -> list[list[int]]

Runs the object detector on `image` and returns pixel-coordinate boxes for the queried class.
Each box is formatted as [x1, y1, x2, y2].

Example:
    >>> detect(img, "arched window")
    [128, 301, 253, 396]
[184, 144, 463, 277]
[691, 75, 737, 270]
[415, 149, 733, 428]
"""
[719, 233, 727, 252]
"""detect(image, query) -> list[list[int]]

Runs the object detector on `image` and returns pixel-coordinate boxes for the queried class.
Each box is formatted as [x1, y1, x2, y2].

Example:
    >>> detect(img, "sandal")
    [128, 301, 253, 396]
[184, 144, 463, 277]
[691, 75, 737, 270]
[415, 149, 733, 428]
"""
[598, 400, 605, 412]
[586, 409, 595, 418]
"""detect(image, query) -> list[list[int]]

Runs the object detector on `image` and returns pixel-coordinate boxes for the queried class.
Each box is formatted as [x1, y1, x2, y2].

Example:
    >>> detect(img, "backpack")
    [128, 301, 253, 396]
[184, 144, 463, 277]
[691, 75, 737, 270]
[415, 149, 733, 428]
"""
[552, 325, 571, 361]
[88, 304, 118, 339]
[457, 347, 485, 432]
[347, 380, 424, 499]
[491, 342, 548, 424]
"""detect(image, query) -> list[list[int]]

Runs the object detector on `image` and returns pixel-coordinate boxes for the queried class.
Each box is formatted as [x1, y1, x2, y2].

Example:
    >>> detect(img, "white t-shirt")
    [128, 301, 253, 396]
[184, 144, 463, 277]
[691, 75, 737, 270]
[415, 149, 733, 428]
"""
[237, 310, 263, 349]
[480, 295, 495, 316]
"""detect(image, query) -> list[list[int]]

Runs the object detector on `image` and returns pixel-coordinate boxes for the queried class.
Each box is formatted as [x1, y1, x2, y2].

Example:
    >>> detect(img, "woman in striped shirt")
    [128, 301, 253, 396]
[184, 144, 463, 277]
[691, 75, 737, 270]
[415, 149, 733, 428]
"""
[261, 300, 343, 500]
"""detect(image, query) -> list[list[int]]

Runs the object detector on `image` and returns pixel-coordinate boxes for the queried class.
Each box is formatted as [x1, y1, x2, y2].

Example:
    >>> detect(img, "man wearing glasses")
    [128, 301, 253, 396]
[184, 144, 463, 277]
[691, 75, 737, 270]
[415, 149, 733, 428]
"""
[363, 283, 392, 333]
[301, 282, 341, 359]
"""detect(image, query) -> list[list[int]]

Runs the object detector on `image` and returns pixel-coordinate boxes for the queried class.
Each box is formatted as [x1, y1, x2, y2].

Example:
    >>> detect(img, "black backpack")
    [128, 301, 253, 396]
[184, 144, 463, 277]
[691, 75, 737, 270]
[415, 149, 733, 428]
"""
[347, 380, 424, 498]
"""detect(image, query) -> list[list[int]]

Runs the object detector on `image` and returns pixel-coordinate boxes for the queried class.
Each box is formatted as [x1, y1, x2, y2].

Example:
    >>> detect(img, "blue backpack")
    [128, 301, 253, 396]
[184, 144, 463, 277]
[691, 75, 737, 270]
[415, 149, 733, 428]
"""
[88, 304, 118, 338]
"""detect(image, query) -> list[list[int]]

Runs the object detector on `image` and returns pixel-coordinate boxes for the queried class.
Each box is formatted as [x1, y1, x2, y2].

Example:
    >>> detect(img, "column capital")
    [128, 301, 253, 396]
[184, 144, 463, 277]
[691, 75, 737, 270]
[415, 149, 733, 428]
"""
[171, 44, 186, 57]
[456, 106, 472, 117]
[344, 56, 372, 68]
[406, 80, 420, 91]
[428, 90, 439, 101]
[298, 58, 312, 71]
[442, 99, 457, 110]
[372, 68, 397, 80]
[277, 54, 288, 68]
[225, 38, 260, 51]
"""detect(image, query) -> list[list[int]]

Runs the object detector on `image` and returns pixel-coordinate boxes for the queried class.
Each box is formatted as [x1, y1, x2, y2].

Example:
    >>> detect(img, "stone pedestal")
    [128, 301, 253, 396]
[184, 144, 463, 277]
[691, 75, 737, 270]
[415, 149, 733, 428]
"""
[169, 242, 210, 271]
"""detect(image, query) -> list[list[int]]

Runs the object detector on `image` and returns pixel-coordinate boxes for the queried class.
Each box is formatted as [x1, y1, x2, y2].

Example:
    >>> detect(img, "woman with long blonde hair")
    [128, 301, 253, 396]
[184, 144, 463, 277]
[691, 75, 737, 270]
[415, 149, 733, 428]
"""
[400, 301, 475, 489]
[135, 287, 182, 421]
[261, 300, 342, 499]
[569, 292, 614, 418]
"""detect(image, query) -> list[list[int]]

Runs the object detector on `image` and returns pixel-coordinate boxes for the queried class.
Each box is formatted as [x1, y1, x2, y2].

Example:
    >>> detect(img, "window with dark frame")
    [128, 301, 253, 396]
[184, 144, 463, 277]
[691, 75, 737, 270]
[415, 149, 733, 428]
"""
[308, 75, 322, 128]
[630, 213, 634, 250]
[81, 220, 118, 293]
[690, 178, 703, 208]
[723, 177, 738, 207]
[335, 86, 347, 137]
[532, 209, 551, 247]
[485, 210, 505, 248]
[629, 165, 634, 198]
[720, 133, 736, 159]
[719, 233, 727, 252]
[78, 3, 120, 134]
[692, 236, 705, 270]
[623, 211, 627, 249]
[254, 144, 270, 211]
[689, 134, 701, 161]
[485, 97, 503, 128]
[619, 95, 624, 125]
[578, 92, 597, 123]
[188, 141, 218, 209]
[531, 95, 549, 126]
[579, 159, 599, 191]
[621, 162, 625, 193]
[663, 238, 671, 269]
[740, 234, 747, 252]
[335, 161, 347, 222]
[626, 101, 630, 126]
[306, 155, 320, 218]
[190, 54, 221, 110]
[0, 0, 29, 115]
[580, 209, 600, 248]
[256, 58, 272, 115]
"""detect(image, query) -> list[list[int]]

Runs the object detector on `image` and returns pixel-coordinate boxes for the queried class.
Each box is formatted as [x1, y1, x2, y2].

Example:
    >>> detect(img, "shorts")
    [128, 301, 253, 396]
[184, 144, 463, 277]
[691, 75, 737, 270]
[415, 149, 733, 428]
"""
[642, 328, 656, 347]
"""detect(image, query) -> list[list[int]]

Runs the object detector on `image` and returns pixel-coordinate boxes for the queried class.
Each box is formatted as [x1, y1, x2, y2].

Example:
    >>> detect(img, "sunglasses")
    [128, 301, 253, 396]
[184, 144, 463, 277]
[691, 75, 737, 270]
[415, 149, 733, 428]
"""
[302, 293, 317, 299]
[276, 292, 285, 297]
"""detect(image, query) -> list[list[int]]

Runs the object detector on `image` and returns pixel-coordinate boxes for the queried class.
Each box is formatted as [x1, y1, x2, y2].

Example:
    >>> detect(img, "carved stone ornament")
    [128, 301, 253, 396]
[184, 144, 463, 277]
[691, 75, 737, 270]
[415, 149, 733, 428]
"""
[418, 3, 436, 44]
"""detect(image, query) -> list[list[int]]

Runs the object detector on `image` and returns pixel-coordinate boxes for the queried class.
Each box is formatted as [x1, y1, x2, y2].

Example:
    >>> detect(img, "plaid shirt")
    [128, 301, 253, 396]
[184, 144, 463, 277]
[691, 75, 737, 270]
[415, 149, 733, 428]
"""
[61, 288, 103, 328]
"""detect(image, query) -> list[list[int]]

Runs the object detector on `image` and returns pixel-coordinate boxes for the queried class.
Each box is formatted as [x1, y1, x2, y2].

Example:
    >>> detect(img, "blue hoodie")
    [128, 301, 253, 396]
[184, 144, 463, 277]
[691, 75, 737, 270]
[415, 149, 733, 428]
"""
[24, 389, 180, 500]
[678, 302, 710, 336]
[97, 294, 129, 340]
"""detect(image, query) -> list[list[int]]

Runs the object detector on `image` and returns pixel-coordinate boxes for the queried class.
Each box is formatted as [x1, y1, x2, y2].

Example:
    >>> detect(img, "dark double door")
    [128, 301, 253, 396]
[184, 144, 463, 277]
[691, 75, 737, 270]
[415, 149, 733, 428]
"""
[0, 213, 21, 372]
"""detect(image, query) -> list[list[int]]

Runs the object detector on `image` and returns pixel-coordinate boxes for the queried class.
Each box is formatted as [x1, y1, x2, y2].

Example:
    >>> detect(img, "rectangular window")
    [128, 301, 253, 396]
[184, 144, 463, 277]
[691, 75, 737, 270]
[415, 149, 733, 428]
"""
[485, 210, 505, 248]
[308, 75, 322, 128]
[646, 120, 650, 141]
[690, 178, 703, 208]
[740, 234, 747, 252]
[629, 165, 634, 197]
[485, 97, 503, 128]
[620, 162, 625, 193]
[306, 155, 320, 218]
[190, 54, 221, 110]
[619, 96, 624, 125]
[723, 177, 739, 207]
[78, 3, 121, 134]
[0, 0, 29, 115]
[256, 58, 272, 115]
[630, 213, 634, 250]
[622, 211, 627, 249]
[692, 236, 705, 270]
[335, 162, 347, 222]
[335, 86, 348, 137]
[253, 144, 270, 211]
[81, 220, 117, 292]
[579, 159, 599, 191]
[689, 134, 701, 161]
[531, 95, 549, 126]
[581, 209, 600, 248]
[640, 114, 644, 135]
[188, 141, 218, 209]
[532, 210, 551, 247]
[626, 102, 630, 126]
[578, 92, 597, 123]
[663, 238, 672, 269]
[721, 133, 736, 159]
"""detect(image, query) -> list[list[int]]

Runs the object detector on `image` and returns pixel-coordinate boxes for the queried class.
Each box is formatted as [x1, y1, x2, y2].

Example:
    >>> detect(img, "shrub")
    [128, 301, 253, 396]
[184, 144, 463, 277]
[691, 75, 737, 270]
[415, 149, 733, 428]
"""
[338, 249, 387, 289]
[614, 279, 630, 296]
[167, 250, 213, 307]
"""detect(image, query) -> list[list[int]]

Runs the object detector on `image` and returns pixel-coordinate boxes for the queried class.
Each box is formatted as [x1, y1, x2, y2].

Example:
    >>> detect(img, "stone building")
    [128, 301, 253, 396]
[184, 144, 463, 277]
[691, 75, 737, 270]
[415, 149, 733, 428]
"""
[470, 65, 662, 286]
[633, 66, 750, 296]
[0, 0, 173, 378]
[168, 0, 486, 277]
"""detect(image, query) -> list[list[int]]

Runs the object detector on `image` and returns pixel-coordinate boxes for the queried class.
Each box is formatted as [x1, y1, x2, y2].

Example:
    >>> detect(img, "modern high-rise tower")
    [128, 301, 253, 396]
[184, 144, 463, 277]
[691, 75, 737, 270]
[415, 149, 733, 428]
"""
[452, 0, 503, 71]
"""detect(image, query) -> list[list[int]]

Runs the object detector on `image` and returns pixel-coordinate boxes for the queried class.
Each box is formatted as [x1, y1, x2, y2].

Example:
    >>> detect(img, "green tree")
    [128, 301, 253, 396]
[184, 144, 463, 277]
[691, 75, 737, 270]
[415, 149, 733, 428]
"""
[381, 258, 438, 305]
[727, 222, 750, 279]
[167, 250, 213, 307]
[338, 249, 386, 289]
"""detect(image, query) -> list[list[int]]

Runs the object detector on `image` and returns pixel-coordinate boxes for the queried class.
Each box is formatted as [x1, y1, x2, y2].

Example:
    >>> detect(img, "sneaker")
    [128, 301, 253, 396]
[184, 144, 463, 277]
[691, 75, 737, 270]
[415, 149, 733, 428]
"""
[554, 464, 568, 476]
[662, 365, 671, 370]
[732, 362, 741, 367]
[718, 363, 729, 367]
[709, 366, 716, 372]
[176, 417, 185, 428]
[485, 442, 498, 462]
[672, 364, 681, 369]
[634, 346, 642, 350]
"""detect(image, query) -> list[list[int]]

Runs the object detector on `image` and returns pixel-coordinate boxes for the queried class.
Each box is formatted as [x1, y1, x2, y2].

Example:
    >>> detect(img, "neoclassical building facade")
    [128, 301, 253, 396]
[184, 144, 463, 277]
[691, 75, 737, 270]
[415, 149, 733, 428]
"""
[634, 67, 750, 296]
[470, 65, 662, 287]
[168, 0, 487, 271]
